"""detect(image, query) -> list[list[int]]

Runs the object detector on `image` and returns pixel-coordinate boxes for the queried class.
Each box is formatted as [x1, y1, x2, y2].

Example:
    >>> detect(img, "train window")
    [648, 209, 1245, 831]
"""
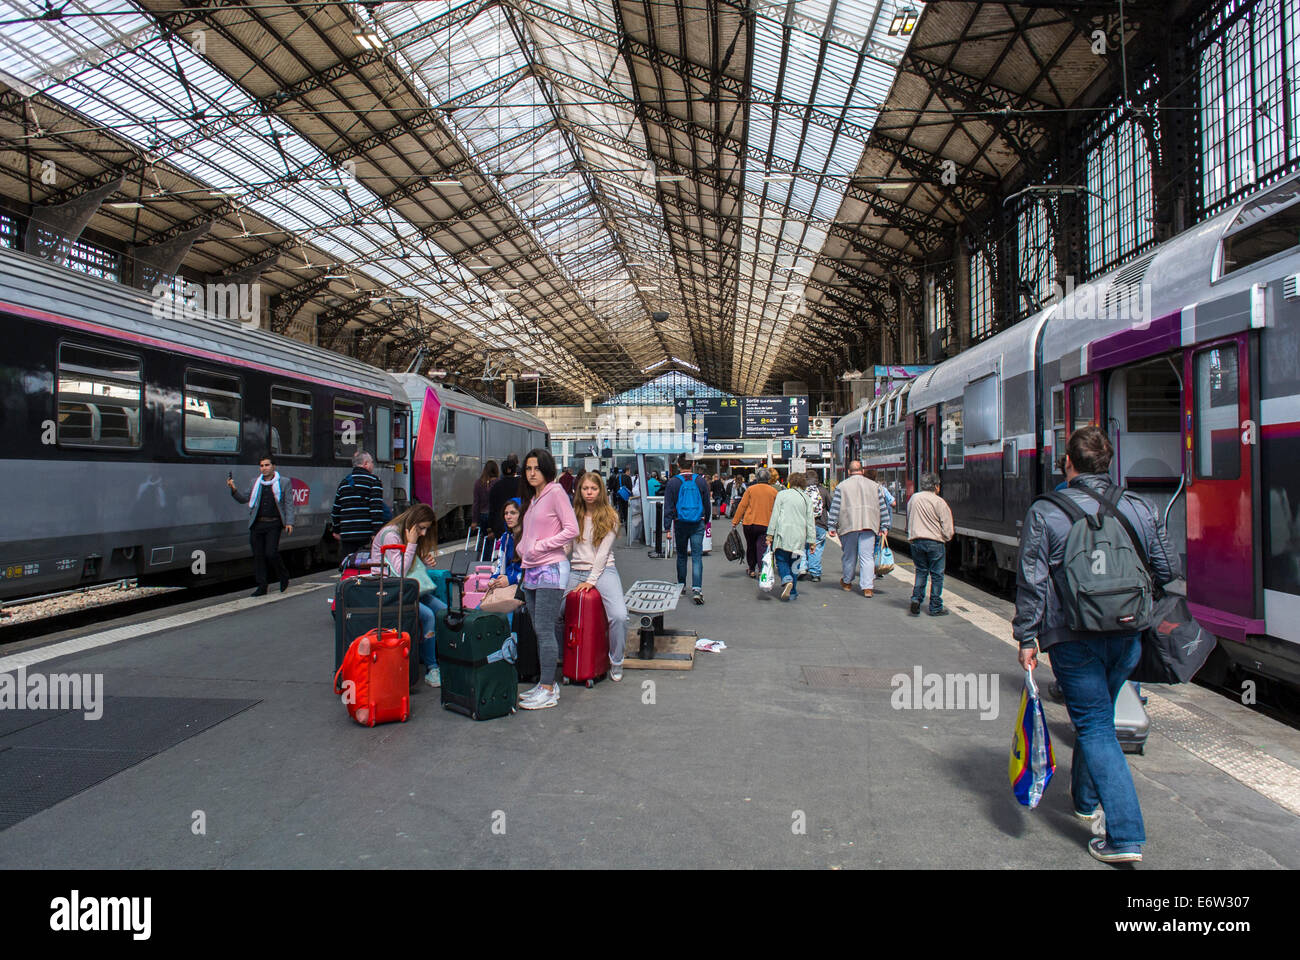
[334, 398, 366, 459]
[376, 406, 392, 462]
[942, 401, 963, 467]
[1194, 346, 1240, 480]
[444, 409, 456, 435]
[1219, 185, 1300, 276]
[1125, 359, 1180, 433]
[271, 386, 312, 458]
[1069, 380, 1096, 429]
[56, 343, 142, 448]
[1051, 388, 1066, 466]
[964, 374, 999, 444]
[183, 369, 241, 454]
[888, 399, 897, 426]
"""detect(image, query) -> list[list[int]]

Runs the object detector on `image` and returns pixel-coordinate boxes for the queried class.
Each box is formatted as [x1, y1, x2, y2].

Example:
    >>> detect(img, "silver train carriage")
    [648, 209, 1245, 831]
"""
[834, 171, 1300, 690]
[0, 244, 414, 601]
[391, 373, 549, 534]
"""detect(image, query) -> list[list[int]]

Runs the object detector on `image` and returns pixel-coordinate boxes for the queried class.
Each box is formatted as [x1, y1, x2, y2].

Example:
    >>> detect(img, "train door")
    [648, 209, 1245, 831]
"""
[1185, 335, 1260, 623]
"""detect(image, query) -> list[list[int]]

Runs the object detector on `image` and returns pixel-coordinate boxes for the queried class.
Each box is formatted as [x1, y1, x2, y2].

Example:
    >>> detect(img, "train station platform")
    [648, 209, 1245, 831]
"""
[0, 530, 1297, 870]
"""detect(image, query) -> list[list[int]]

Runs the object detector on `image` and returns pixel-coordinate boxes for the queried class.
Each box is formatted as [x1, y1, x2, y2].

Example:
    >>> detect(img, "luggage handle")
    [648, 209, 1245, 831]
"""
[379, 543, 409, 641]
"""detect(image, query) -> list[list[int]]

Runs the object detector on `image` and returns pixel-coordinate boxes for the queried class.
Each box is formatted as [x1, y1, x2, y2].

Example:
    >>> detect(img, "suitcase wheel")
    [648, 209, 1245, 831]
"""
[471, 711, 479, 720]
[510, 707, 516, 715]
[585, 679, 593, 689]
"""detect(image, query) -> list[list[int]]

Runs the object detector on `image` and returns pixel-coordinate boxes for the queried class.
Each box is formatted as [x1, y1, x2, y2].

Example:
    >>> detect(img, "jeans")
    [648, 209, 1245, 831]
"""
[910, 538, 946, 612]
[673, 520, 705, 593]
[807, 527, 827, 577]
[250, 521, 289, 589]
[1048, 634, 1146, 849]
[774, 549, 798, 597]
[839, 530, 877, 590]
[524, 586, 566, 685]
[563, 567, 628, 666]
[417, 595, 448, 670]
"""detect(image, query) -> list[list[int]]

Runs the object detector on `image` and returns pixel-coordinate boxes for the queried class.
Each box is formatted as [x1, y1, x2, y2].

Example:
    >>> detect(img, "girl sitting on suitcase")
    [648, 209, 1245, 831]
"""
[488, 498, 524, 588]
[371, 504, 447, 689]
[563, 472, 629, 682]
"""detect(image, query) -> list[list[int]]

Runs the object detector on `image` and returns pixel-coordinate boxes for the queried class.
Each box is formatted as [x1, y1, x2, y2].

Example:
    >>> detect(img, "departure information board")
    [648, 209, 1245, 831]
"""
[742, 396, 808, 437]
[674, 397, 743, 438]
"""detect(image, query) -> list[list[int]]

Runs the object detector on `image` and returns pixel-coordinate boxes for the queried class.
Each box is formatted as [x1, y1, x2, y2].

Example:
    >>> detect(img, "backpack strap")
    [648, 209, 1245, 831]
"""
[1032, 490, 1087, 526]
[1071, 483, 1152, 571]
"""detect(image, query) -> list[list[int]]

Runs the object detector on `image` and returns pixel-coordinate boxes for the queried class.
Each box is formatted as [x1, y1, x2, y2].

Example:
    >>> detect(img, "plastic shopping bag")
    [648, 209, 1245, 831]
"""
[757, 549, 776, 593]
[873, 534, 895, 576]
[1009, 669, 1056, 808]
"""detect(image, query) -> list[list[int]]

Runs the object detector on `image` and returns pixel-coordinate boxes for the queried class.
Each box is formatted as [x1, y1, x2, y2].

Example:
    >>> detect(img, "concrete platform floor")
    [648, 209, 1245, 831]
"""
[0, 526, 1297, 870]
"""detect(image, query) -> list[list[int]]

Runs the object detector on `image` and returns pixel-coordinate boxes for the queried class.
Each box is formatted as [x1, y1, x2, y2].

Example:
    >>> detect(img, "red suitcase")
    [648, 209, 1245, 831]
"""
[562, 586, 609, 688]
[333, 544, 411, 726]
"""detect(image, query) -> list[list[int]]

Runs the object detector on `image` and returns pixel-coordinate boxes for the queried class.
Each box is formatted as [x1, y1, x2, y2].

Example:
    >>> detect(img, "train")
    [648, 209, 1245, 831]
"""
[0, 244, 547, 603]
[834, 171, 1300, 692]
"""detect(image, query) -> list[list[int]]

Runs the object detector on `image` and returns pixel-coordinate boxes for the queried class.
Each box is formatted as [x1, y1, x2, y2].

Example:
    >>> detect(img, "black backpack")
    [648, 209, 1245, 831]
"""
[1035, 484, 1153, 634]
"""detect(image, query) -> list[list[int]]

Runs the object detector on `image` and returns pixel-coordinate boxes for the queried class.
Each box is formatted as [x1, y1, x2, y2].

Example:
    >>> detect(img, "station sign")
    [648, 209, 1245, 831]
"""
[702, 441, 745, 454]
[675, 397, 743, 438]
[743, 396, 808, 438]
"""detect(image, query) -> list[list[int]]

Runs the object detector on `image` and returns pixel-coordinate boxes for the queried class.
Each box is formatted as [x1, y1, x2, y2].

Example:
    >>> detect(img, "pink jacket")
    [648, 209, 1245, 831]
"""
[519, 481, 579, 569]
[371, 525, 419, 576]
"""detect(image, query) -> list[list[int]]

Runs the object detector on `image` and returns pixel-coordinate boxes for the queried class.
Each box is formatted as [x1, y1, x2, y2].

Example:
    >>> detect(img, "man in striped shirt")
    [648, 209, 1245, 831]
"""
[331, 451, 389, 557]
[827, 461, 892, 597]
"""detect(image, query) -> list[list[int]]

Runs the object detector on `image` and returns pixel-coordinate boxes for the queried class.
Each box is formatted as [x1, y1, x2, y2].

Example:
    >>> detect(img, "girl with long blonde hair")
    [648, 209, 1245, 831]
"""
[563, 471, 628, 681]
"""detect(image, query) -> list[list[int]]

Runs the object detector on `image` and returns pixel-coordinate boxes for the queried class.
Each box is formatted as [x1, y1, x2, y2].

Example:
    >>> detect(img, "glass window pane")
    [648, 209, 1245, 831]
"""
[1070, 381, 1096, 428]
[1125, 359, 1182, 433]
[1195, 346, 1240, 479]
[376, 405, 392, 461]
[271, 386, 313, 458]
[334, 398, 366, 459]
[57, 343, 142, 448]
[184, 369, 241, 454]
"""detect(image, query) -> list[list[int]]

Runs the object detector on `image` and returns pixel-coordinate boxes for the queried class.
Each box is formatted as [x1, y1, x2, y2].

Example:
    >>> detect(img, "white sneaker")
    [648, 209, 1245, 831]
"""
[424, 668, 441, 688]
[518, 683, 542, 701]
[610, 665, 623, 682]
[520, 685, 559, 709]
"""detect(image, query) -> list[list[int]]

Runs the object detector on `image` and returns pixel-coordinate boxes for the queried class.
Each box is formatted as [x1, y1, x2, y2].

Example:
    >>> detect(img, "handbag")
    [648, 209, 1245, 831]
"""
[723, 525, 745, 562]
[873, 533, 895, 576]
[757, 549, 776, 593]
[479, 581, 524, 614]
[1009, 670, 1055, 808]
[1129, 589, 1215, 684]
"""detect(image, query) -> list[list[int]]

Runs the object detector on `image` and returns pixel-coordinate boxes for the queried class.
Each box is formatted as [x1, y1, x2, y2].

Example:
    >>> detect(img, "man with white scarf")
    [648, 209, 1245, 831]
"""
[227, 455, 295, 597]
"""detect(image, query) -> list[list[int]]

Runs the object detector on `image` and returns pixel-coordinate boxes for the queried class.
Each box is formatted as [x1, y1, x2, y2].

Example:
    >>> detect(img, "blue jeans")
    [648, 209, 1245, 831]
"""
[774, 549, 798, 597]
[839, 530, 877, 589]
[418, 595, 448, 670]
[808, 527, 827, 577]
[673, 520, 705, 593]
[910, 539, 946, 612]
[1049, 634, 1145, 849]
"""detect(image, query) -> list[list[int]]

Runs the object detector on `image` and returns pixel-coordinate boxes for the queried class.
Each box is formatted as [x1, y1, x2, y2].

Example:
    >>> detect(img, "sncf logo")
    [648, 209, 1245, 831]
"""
[290, 478, 310, 506]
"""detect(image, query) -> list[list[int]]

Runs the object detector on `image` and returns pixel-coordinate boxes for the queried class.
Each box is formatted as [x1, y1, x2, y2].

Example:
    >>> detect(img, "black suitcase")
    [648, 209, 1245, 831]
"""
[334, 574, 422, 689]
[513, 598, 541, 685]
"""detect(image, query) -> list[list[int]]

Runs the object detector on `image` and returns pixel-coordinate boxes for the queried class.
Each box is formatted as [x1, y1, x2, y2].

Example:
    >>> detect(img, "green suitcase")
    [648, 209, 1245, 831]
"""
[436, 608, 516, 721]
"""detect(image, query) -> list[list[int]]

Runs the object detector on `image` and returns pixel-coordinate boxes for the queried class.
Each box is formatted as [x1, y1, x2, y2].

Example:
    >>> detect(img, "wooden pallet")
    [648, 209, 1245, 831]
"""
[621, 628, 697, 670]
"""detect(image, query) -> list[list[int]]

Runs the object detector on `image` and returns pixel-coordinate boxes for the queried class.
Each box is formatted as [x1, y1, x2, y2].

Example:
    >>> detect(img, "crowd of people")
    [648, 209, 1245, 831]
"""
[272, 421, 1169, 866]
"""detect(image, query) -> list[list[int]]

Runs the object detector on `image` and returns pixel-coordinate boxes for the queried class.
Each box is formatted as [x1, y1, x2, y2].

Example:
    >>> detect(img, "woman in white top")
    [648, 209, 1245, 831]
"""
[565, 472, 629, 681]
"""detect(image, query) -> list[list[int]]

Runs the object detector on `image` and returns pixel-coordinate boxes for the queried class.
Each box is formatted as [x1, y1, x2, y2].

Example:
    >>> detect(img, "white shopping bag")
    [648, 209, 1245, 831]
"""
[757, 548, 776, 593]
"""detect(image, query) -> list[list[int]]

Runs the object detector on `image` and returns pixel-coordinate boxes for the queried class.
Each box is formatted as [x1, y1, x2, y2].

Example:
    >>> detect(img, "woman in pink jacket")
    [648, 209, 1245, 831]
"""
[516, 448, 578, 710]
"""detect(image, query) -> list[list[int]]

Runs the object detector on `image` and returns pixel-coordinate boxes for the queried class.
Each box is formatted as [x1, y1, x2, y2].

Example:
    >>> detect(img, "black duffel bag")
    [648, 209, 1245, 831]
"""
[723, 524, 745, 562]
[1129, 590, 1216, 684]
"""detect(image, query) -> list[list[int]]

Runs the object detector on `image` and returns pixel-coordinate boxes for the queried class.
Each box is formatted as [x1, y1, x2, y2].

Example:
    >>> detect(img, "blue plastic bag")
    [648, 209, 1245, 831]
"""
[873, 534, 895, 576]
[1009, 669, 1056, 808]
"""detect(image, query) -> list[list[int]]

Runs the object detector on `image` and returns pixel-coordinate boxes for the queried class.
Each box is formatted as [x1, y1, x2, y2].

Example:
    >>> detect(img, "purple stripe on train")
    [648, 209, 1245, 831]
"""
[1087, 311, 1182, 372]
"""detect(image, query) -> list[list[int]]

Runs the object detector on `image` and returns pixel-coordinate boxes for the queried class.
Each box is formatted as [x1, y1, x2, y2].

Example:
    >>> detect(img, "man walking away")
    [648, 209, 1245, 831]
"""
[805, 472, 831, 583]
[827, 460, 891, 597]
[710, 474, 726, 519]
[489, 455, 522, 537]
[907, 472, 954, 616]
[663, 454, 711, 604]
[559, 465, 575, 497]
[229, 455, 295, 596]
[331, 451, 387, 558]
[1013, 426, 1179, 865]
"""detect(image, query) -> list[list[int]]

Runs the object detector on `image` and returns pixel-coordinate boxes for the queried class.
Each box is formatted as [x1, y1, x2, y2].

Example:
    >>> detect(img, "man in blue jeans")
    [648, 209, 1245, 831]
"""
[663, 453, 710, 605]
[906, 472, 954, 616]
[1013, 426, 1179, 865]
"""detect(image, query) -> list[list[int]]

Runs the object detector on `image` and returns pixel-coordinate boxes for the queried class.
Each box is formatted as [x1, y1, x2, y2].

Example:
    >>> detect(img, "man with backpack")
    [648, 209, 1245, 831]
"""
[663, 454, 711, 605]
[1013, 425, 1180, 866]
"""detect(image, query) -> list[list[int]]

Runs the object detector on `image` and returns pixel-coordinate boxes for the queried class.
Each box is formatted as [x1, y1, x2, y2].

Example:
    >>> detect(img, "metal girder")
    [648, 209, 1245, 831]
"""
[869, 133, 996, 216]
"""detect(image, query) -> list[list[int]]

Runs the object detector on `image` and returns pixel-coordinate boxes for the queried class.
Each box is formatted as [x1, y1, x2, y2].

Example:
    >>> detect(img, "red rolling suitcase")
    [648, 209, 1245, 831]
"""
[562, 586, 609, 688]
[333, 544, 412, 726]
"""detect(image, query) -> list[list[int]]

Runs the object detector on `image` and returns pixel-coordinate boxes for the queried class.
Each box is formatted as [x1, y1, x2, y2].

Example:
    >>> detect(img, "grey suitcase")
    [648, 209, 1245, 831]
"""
[1114, 681, 1150, 755]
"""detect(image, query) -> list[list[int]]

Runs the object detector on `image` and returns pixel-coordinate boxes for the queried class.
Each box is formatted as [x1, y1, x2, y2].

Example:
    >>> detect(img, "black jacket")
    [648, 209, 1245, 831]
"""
[488, 475, 521, 533]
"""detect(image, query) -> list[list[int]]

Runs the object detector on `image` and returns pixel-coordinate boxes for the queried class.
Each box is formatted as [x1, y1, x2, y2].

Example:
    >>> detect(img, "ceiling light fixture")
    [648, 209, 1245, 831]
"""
[106, 201, 143, 210]
[427, 178, 460, 186]
[654, 175, 685, 182]
[887, 6, 918, 36]
[636, 286, 658, 292]
[519, 372, 542, 380]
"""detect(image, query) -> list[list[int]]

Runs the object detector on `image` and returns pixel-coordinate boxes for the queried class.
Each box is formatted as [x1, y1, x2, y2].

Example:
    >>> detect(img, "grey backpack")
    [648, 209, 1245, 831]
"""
[1037, 485, 1154, 634]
